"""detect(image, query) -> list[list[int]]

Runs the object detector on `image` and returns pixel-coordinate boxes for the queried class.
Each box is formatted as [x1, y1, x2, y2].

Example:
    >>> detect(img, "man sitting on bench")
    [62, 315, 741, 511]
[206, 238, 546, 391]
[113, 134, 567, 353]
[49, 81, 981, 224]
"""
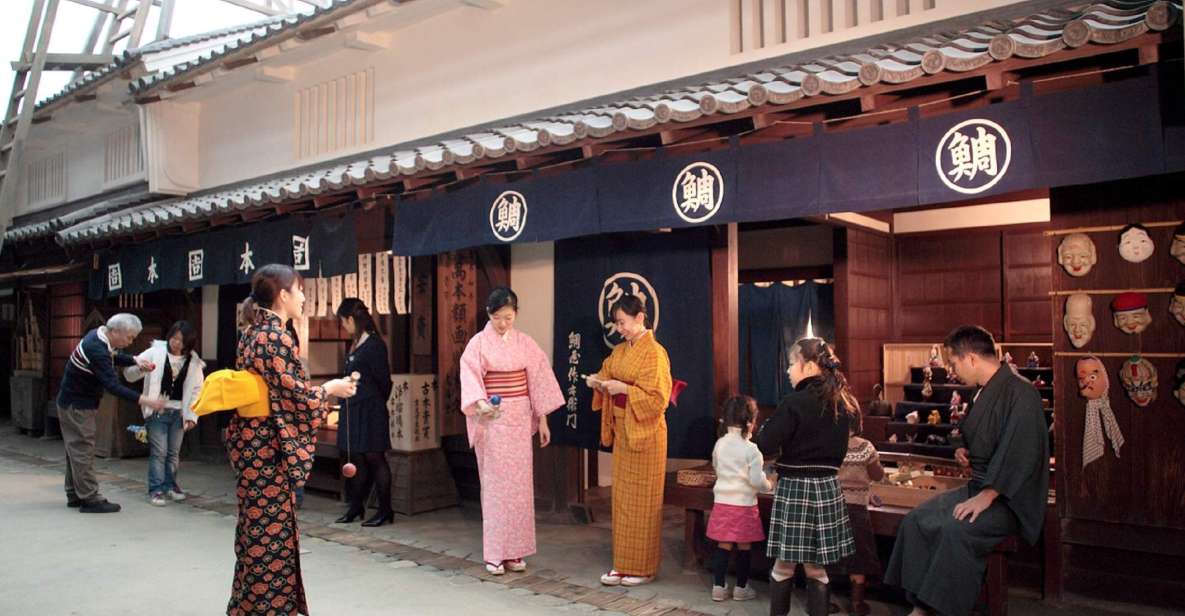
[885, 325, 1049, 616]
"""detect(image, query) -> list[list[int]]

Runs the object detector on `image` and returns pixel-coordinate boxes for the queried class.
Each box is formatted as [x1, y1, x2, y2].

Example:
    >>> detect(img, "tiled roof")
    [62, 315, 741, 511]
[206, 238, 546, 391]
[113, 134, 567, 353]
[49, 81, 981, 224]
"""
[5, 186, 157, 243]
[56, 0, 1180, 246]
[129, 0, 378, 96]
[35, 13, 303, 111]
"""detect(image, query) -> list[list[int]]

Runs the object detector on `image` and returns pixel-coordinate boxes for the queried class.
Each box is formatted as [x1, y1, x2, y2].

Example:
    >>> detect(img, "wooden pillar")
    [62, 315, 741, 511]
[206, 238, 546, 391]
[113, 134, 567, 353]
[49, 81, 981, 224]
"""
[436, 250, 477, 438]
[711, 224, 739, 406]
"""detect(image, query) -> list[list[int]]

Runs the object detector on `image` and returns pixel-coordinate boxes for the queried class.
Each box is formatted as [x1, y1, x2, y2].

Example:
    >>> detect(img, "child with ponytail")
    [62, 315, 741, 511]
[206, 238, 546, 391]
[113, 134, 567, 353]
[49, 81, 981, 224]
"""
[706, 395, 772, 602]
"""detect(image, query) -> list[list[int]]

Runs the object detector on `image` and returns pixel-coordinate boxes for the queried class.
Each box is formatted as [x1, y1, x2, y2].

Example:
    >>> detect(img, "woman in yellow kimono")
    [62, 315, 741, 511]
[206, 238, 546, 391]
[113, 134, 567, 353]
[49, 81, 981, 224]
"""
[586, 295, 672, 587]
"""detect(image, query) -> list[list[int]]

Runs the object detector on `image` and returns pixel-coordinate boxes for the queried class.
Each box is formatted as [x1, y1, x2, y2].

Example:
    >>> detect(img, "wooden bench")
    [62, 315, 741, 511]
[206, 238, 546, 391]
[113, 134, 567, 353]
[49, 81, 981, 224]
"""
[664, 476, 1028, 616]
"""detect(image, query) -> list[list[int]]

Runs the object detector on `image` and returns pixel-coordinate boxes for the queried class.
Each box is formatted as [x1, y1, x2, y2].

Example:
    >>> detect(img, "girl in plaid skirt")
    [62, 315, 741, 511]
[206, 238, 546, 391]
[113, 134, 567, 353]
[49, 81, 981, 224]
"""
[756, 338, 859, 616]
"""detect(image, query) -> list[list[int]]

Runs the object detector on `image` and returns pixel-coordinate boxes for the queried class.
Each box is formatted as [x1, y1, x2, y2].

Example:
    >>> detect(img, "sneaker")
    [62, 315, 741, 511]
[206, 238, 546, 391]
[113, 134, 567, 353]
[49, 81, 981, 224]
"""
[621, 575, 654, 587]
[149, 492, 167, 507]
[599, 570, 623, 586]
[167, 489, 186, 502]
[484, 562, 505, 576]
[505, 559, 526, 573]
[79, 499, 121, 513]
[712, 585, 730, 601]
[732, 584, 757, 601]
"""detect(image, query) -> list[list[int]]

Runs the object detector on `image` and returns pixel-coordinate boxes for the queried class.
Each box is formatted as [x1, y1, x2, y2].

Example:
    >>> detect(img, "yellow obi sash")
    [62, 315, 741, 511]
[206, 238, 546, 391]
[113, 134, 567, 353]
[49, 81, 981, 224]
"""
[190, 369, 271, 418]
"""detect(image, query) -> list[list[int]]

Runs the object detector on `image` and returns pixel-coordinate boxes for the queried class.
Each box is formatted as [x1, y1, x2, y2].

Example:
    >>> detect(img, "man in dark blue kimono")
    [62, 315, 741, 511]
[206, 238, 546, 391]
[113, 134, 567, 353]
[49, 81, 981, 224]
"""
[885, 325, 1049, 616]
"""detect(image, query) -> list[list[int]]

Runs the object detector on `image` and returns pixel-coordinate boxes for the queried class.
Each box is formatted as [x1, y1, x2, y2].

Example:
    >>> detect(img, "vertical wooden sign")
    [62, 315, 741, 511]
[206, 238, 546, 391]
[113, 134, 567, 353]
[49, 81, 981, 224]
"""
[436, 251, 476, 437]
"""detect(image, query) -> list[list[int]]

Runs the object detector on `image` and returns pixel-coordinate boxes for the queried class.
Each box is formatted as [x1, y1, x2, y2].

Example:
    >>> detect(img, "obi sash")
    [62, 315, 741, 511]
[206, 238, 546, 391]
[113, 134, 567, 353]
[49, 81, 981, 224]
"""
[484, 369, 529, 399]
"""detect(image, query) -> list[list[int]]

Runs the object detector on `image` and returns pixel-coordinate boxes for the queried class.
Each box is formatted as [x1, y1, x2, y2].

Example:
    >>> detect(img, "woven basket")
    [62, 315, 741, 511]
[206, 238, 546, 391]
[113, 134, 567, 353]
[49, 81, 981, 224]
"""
[676, 464, 717, 488]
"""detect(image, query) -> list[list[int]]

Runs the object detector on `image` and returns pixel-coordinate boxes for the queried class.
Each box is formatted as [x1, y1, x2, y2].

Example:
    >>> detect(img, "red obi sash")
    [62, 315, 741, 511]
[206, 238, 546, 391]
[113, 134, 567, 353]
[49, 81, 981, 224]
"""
[484, 369, 529, 399]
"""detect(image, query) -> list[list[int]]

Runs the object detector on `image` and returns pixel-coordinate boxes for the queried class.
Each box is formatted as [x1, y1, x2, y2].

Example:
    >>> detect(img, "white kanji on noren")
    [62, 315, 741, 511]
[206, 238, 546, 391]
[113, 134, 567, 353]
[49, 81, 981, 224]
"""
[187, 249, 204, 282]
[292, 235, 310, 271]
[108, 263, 123, 292]
[936, 118, 1011, 195]
[146, 257, 159, 285]
[489, 190, 528, 242]
[671, 162, 724, 224]
[239, 241, 255, 276]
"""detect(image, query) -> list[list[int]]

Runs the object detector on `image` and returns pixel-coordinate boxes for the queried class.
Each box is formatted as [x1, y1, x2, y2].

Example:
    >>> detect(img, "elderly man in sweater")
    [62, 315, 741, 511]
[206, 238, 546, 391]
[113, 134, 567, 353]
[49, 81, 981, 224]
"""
[57, 313, 165, 513]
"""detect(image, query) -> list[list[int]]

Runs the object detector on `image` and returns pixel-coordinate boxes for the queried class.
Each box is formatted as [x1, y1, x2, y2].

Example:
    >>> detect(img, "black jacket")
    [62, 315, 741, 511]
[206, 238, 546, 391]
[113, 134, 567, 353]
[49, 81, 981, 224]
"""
[756, 376, 851, 476]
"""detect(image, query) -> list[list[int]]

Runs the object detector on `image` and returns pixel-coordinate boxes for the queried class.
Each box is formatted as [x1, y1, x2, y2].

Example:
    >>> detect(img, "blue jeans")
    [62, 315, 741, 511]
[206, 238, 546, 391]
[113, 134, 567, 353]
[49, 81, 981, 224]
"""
[146, 409, 184, 495]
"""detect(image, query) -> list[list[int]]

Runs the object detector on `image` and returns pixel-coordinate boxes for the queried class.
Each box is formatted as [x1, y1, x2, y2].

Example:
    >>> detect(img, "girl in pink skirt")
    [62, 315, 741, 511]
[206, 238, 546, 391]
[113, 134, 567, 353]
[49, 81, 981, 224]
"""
[707, 395, 773, 601]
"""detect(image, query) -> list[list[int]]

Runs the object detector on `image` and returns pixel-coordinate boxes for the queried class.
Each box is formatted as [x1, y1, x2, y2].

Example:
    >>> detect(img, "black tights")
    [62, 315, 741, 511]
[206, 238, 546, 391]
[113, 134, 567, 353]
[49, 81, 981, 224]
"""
[345, 452, 391, 515]
[711, 545, 751, 587]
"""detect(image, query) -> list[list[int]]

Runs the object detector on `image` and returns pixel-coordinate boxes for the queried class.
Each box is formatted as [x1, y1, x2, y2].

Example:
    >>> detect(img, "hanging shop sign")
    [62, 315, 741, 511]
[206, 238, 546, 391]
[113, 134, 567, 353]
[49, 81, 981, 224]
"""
[90, 213, 357, 298]
[393, 72, 1181, 257]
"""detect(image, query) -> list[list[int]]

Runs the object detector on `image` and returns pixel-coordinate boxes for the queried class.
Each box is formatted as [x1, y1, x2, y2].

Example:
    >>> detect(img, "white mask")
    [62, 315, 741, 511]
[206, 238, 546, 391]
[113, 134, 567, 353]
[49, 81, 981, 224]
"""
[1118, 225, 1155, 263]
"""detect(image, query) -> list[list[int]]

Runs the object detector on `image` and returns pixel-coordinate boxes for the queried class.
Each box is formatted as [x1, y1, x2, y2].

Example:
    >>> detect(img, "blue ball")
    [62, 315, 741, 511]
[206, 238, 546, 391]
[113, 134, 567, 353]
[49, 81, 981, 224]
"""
[489, 395, 502, 406]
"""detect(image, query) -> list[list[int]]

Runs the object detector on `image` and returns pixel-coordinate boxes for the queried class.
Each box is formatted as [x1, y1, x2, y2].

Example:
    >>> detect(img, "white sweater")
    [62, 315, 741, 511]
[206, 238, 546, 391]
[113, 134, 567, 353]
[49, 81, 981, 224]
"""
[123, 341, 205, 422]
[712, 427, 772, 506]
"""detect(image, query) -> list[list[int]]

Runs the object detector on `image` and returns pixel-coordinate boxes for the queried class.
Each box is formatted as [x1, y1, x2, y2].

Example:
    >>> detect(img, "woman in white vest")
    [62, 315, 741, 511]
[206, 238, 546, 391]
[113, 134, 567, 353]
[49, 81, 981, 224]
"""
[125, 321, 205, 506]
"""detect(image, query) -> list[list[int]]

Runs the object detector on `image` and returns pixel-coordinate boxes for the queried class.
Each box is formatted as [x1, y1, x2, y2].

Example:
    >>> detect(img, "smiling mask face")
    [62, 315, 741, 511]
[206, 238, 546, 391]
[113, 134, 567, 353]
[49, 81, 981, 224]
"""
[1058, 234, 1097, 277]
[1063, 294, 1095, 348]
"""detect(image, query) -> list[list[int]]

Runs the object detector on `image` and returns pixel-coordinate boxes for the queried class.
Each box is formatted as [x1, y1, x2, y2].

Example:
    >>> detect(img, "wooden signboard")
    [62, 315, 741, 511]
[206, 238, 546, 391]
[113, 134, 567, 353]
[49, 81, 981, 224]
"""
[436, 251, 476, 437]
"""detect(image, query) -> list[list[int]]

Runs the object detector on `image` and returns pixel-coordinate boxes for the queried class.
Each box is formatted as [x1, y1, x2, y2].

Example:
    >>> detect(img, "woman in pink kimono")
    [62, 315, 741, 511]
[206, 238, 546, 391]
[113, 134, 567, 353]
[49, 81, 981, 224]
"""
[460, 287, 564, 575]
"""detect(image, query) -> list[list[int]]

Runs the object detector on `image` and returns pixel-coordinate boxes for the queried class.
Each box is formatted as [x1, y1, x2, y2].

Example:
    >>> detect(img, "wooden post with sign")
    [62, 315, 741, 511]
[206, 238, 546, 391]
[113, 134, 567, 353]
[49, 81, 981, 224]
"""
[436, 250, 477, 437]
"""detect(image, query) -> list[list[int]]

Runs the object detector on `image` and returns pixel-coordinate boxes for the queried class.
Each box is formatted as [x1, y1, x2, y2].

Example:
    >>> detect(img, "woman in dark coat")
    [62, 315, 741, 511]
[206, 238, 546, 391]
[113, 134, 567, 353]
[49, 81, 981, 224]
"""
[334, 298, 394, 527]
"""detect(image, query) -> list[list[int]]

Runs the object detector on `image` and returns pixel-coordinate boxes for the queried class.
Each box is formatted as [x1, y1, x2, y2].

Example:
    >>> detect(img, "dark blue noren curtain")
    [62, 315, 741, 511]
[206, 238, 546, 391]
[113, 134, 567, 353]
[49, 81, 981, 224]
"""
[739, 281, 834, 406]
[550, 229, 715, 459]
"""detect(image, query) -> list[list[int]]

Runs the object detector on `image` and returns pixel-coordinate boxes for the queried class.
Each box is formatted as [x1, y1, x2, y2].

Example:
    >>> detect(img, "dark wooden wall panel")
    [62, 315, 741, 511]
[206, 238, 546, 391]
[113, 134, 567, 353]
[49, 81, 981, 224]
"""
[895, 232, 1003, 340]
[835, 228, 893, 401]
[1004, 229, 1053, 341]
[1051, 174, 1185, 607]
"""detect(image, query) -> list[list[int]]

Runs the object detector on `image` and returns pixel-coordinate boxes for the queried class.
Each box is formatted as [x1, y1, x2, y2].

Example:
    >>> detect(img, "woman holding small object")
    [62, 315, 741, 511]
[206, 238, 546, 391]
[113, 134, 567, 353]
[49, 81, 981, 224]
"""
[333, 298, 394, 527]
[125, 320, 205, 506]
[227, 264, 357, 616]
[459, 287, 564, 575]
[587, 294, 673, 587]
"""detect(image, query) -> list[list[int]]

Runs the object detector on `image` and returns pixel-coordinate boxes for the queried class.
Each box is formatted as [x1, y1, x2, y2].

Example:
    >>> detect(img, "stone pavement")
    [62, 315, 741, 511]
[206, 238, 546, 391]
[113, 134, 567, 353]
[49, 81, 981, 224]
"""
[1, 422, 1175, 616]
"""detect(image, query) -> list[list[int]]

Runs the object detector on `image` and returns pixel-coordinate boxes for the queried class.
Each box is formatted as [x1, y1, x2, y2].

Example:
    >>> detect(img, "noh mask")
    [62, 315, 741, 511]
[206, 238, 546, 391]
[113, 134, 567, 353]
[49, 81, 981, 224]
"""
[1170, 281, 1185, 328]
[1171, 222, 1185, 265]
[1058, 233, 1097, 277]
[1076, 356, 1110, 400]
[1077, 356, 1124, 468]
[1120, 356, 1158, 407]
[1117, 224, 1155, 263]
[1063, 293, 1095, 348]
[1111, 292, 1152, 334]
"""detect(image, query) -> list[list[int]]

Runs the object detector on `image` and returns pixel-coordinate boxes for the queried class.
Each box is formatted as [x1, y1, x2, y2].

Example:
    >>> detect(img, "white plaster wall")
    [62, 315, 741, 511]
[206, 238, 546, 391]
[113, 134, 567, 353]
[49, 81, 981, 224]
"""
[190, 0, 1026, 190]
[15, 109, 142, 218]
[509, 241, 555, 360]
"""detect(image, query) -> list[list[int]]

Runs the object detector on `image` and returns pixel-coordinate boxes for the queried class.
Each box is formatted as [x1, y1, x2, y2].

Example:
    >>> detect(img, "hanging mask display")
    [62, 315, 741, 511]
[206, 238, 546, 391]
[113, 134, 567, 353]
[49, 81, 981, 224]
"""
[1173, 360, 1185, 408]
[1170, 222, 1185, 265]
[1111, 292, 1152, 335]
[1076, 356, 1123, 468]
[1170, 281, 1185, 328]
[1063, 293, 1095, 348]
[1120, 356, 1158, 407]
[1058, 233, 1097, 277]
[1117, 224, 1155, 263]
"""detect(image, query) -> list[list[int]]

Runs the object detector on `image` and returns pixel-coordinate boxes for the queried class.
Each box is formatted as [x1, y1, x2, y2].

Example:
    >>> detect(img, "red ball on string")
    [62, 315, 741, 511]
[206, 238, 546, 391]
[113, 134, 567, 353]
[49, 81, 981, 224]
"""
[341, 462, 357, 478]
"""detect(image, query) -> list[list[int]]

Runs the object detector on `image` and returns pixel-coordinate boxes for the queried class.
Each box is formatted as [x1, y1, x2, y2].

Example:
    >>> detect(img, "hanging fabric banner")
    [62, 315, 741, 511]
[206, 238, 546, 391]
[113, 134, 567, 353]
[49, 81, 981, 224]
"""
[374, 252, 391, 315]
[393, 255, 410, 315]
[315, 275, 329, 317]
[329, 276, 343, 313]
[550, 229, 715, 459]
[344, 273, 358, 301]
[357, 253, 373, 313]
[303, 278, 317, 318]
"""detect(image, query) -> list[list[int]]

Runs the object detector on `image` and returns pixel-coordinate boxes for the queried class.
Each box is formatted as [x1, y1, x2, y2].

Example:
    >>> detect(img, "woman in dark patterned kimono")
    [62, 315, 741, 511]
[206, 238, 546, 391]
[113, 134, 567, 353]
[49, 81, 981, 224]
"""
[227, 264, 357, 616]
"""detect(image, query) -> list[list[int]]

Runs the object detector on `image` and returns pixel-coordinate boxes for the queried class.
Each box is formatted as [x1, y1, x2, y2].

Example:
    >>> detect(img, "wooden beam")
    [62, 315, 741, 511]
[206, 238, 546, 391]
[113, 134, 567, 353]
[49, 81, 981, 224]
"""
[710, 223, 739, 406]
[222, 56, 258, 71]
[313, 192, 354, 208]
[298, 26, 336, 41]
[343, 31, 391, 51]
[254, 65, 295, 83]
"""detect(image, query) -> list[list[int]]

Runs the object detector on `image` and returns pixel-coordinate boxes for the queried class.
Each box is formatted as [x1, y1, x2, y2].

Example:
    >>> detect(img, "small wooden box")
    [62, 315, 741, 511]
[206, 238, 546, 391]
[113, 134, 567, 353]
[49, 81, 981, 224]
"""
[871, 475, 966, 508]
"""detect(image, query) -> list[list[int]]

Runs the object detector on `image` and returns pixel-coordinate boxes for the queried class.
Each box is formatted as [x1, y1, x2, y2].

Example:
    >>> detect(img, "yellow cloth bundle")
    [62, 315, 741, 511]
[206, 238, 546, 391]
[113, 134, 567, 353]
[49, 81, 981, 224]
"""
[190, 369, 270, 418]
